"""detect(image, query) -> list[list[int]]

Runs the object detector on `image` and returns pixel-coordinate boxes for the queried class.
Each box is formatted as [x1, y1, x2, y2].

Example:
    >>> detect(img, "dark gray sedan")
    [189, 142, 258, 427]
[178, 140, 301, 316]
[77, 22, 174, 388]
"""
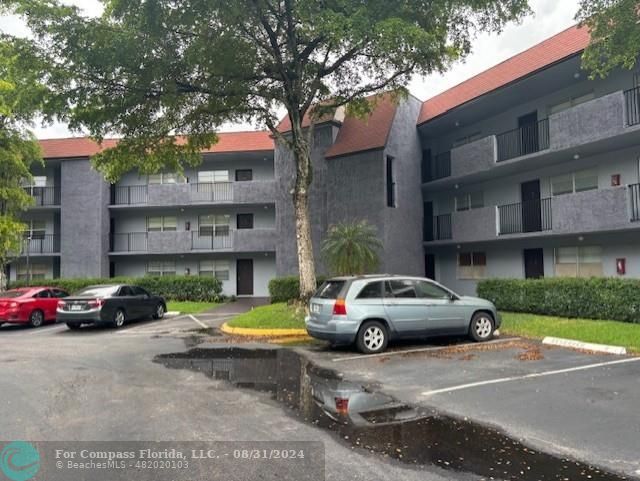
[56, 284, 167, 330]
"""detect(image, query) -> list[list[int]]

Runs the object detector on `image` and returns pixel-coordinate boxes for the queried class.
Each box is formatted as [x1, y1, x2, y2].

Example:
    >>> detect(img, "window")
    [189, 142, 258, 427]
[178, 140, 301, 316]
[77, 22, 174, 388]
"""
[237, 213, 254, 230]
[549, 92, 595, 115]
[147, 216, 177, 232]
[131, 286, 149, 297]
[16, 263, 46, 281]
[34, 290, 52, 298]
[356, 282, 383, 299]
[147, 261, 176, 276]
[386, 156, 396, 208]
[198, 170, 229, 183]
[148, 173, 184, 184]
[198, 260, 230, 280]
[387, 279, 417, 298]
[555, 246, 603, 277]
[51, 289, 69, 298]
[24, 220, 46, 239]
[551, 169, 598, 196]
[24, 176, 47, 189]
[198, 215, 230, 236]
[414, 281, 450, 299]
[314, 281, 346, 299]
[118, 286, 134, 296]
[452, 132, 482, 148]
[458, 252, 486, 279]
[235, 169, 253, 182]
[455, 192, 484, 211]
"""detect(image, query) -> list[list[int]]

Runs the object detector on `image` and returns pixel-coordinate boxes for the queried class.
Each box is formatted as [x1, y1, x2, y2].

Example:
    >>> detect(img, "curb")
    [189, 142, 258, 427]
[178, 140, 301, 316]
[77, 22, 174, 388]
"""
[542, 336, 627, 355]
[220, 322, 308, 338]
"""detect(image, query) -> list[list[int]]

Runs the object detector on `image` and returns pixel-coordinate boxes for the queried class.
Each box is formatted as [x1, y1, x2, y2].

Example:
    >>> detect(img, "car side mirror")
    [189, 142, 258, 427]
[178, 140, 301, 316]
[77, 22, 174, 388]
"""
[449, 294, 458, 302]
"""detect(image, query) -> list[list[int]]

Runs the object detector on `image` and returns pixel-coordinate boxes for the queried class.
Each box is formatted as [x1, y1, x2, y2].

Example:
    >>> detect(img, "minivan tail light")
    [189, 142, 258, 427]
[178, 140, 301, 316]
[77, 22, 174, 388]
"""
[332, 299, 347, 316]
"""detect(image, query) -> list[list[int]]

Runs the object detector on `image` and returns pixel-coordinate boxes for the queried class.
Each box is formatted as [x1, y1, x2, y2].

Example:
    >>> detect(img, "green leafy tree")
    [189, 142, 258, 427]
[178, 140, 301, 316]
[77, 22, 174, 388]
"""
[7, 0, 530, 299]
[321, 221, 383, 276]
[0, 37, 50, 287]
[577, 0, 640, 78]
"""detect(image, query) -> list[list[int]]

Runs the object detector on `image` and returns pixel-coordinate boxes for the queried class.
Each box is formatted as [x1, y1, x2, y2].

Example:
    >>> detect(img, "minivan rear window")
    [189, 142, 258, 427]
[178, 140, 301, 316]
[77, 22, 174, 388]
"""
[314, 281, 345, 299]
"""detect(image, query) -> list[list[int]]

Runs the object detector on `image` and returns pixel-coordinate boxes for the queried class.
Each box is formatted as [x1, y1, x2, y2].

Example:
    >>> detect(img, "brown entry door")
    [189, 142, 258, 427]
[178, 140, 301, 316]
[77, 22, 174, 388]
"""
[524, 248, 544, 279]
[236, 259, 254, 296]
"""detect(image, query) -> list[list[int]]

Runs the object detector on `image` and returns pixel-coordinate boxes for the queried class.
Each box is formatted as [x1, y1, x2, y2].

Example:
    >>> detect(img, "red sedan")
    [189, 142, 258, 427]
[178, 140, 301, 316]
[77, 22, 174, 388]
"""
[0, 287, 69, 328]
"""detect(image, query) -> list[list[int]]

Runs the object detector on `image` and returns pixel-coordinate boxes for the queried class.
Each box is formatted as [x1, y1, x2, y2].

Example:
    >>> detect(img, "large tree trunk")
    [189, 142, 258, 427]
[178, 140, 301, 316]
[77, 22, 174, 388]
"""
[290, 125, 317, 303]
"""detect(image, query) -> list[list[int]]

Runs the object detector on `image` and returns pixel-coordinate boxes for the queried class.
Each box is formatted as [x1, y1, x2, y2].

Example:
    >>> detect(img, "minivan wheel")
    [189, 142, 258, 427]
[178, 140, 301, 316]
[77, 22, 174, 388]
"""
[356, 321, 388, 354]
[469, 312, 494, 342]
[152, 303, 165, 320]
[29, 310, 44, 328]
[112, 309, 126, 328]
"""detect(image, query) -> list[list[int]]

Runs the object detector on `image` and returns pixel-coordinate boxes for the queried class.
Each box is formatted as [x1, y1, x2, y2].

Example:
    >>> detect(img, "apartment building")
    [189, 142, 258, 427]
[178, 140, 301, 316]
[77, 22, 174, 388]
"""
[420, 26, 640, 295]
[10, 25, 640, 297]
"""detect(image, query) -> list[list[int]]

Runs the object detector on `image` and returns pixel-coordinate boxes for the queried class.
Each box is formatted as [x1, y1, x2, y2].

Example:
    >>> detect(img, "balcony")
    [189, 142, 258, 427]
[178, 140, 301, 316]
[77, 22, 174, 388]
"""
[424, 207, 497, 244]
[234, 229, 277, 252]
[19, 234, 60, 255]
[496, 119, 550, 162]
[110, 180, 276, 207]
[24, 186, 61, 207]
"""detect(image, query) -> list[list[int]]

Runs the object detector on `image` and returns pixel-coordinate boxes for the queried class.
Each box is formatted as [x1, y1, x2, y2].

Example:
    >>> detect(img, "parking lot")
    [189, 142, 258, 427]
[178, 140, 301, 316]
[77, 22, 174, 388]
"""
[306, 337, 640, 478]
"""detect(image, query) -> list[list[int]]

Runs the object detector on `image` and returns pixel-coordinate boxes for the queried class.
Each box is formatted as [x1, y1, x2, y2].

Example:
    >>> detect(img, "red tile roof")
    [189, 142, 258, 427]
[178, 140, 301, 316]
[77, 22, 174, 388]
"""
[39, 131, 273, 159]
[418, 25, 591, 125]
[325, 94, 398, 158]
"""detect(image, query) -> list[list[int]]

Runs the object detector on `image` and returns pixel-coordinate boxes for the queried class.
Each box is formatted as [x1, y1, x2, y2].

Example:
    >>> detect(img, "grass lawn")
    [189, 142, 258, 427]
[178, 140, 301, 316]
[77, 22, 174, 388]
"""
[227, 303, 306, 329]
[166, 301, 219, 314]
[501, 312, 640, 353]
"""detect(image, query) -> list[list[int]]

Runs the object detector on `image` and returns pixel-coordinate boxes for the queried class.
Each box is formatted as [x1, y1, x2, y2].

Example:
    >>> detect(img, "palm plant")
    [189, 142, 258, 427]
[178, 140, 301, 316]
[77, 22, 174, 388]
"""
[321, 221, 383, 276]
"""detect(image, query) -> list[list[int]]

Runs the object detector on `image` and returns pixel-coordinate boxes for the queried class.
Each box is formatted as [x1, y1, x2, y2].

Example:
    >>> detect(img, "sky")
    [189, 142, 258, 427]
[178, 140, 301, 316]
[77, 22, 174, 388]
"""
[0, 0, 582, 139]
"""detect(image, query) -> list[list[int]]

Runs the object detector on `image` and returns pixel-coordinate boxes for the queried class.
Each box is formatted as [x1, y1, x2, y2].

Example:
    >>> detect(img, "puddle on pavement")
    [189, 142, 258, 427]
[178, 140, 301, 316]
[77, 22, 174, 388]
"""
[154, 347, 630, 481]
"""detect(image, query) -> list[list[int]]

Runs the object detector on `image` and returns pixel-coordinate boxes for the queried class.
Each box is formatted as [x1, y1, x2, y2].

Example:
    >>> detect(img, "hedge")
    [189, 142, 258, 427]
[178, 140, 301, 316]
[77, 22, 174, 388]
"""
[9, 275, 223, 302]
[477, 278, 640, 323]
[268, 276, 326, 303]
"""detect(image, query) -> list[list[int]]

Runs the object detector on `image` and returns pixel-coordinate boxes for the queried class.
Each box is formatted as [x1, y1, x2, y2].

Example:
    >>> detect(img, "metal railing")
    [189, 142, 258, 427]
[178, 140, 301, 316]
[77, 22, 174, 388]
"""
[498, 198, 552, 235]
[20, 234, 60, 254]
[24, 186, 61, 206]
[497, 119, 550, 162]
[191, 231, 233, 250]
[190, 182, 233, 203]
[111, 185, 148, 205]
[432, 214, 452, 240]
[630, 184, 640, 221]
[625, 86, 640, 127]
[110, 232, 148, 252]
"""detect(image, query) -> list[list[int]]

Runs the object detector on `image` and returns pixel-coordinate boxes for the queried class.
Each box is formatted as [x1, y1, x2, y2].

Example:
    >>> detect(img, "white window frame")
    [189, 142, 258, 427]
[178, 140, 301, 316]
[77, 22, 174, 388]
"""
[198, 214, 230, 236]
[148, 173, 185, 185]
[550, 169, 598, 196]
[457, 251, 487, 280]
[197, 170, 229, 184]
[147, 216, 178, 232]
[198, 260, 230, 280]
[554, 246, 603, 278]
[16, 263, 47, 280]
[147, 260, 177, 276]
[455, 192, 484, 211]
[549, 92, 595, 115]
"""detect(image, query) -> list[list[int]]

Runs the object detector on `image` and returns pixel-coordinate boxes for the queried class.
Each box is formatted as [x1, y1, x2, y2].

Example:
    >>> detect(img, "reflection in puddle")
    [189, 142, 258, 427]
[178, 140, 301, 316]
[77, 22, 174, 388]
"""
[155, 347, 629, 481]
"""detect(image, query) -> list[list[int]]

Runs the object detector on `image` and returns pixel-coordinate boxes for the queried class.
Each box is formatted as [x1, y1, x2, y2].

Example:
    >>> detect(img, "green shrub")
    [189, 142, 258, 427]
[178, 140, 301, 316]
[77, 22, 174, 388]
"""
[9, 275, 223, 302]
[268, 276, 326, 303]
[477, 278, 640, 323]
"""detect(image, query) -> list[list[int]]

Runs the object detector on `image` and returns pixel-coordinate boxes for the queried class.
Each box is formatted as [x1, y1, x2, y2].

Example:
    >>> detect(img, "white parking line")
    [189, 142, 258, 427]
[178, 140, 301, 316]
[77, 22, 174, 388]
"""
[331, 338, 517, 363]
[420, 357, 640, 397]
[189, 315, 209, 329]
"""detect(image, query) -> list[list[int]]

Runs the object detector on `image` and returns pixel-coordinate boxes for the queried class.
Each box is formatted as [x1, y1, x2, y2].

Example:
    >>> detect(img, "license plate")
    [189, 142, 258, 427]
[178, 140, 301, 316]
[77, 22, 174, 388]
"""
[311, 303, 321, 314]
[70, 304, 83, 311]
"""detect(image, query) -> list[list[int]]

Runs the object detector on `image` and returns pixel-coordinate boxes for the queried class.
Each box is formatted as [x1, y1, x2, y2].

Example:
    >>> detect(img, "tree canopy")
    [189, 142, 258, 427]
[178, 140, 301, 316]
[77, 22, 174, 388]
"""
[577, 0, 640, 78]
[6, 0, 530, 298]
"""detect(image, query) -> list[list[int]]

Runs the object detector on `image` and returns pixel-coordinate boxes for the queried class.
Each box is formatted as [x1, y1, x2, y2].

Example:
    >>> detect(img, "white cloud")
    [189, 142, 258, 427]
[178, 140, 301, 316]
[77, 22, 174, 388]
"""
[5, 0, 582, 139]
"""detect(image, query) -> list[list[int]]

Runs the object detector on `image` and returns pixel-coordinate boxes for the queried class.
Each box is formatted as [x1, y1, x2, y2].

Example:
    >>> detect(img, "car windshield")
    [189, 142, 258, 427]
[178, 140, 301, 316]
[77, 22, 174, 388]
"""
[314, 280, 345, 299]
[73, 286, 119, 297]
[0, 290, 27, 298]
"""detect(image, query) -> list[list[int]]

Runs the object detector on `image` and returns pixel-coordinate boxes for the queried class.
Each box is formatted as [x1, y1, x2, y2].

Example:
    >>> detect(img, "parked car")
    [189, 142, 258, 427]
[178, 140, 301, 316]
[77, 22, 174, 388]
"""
[305, 275, 500, 354]
[56, 284, 167, 330]
[0, 287, 69, 328]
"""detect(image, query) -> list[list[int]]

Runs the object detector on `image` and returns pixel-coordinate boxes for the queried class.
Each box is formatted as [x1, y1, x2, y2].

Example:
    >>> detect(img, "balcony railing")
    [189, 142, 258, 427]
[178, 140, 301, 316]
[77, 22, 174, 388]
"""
[24, 186, 60, 206]
[20, 234, 60, 254]
[423, 152, 451, 182]
[111, 185, 148, 205]
[625, 86, 640, 127]
[431, 214, 452, 241]
[630, 184, 640, 222]
[110, 232, 148, 252]
[497, 119, 550, 162]
[191, 231, 233, 250]
[498, 198, 552, 235]
[190, 182, 233, 203]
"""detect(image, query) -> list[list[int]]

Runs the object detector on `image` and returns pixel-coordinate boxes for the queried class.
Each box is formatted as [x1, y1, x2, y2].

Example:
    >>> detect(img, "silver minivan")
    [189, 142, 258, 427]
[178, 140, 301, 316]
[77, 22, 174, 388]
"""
[305, 275, 500, 354]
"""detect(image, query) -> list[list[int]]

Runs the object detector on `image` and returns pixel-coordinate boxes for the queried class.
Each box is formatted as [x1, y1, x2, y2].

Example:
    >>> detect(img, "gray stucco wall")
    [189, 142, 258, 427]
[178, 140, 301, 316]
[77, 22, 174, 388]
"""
[450, 135, 497, 177]
[552, 186, 630, 234]
[451, 206, 497, 243]
[60, 158, 110, 278]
